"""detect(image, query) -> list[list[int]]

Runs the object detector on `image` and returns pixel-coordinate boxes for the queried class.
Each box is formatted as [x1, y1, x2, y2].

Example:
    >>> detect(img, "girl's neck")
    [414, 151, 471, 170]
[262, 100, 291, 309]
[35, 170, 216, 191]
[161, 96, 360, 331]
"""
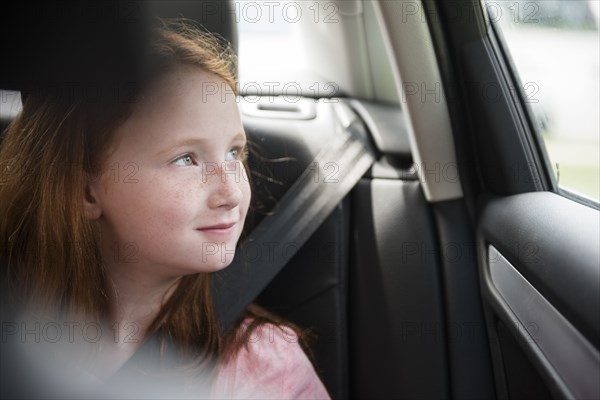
[106, 265, 181, 341]
[86, 262, 181, 379]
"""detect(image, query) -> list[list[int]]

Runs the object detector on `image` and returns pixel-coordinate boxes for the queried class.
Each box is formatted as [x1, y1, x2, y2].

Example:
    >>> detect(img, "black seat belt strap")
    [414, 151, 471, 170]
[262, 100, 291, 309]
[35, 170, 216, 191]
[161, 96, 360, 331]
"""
[213, 102, 377, 331]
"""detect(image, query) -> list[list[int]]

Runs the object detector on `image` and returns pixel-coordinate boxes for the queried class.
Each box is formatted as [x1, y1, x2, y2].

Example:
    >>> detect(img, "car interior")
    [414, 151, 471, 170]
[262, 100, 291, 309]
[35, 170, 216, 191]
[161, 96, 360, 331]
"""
[1, 1, 598, 399]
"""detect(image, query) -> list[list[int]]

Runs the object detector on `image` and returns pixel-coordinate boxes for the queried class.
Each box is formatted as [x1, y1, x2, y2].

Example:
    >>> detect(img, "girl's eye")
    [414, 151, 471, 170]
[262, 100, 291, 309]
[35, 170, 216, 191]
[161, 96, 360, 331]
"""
[173, 154, 195, 166]
[226, 146, 246, 162]
[225, 149, 238, 161]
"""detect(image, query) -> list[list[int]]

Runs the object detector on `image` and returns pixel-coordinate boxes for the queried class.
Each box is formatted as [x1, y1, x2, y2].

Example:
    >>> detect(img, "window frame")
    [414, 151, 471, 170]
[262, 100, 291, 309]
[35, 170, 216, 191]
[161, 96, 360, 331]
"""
[482, 0, 600, 208]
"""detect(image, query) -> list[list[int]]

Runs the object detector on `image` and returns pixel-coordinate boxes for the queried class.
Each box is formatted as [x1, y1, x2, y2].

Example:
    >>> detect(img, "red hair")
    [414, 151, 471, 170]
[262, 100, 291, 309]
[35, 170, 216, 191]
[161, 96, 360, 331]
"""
[0, 19, 311, 375]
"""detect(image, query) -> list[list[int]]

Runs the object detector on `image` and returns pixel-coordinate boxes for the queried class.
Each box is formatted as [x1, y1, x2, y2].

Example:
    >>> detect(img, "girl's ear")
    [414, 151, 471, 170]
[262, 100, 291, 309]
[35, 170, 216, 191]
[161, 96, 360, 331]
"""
[83, 180, 102, 220]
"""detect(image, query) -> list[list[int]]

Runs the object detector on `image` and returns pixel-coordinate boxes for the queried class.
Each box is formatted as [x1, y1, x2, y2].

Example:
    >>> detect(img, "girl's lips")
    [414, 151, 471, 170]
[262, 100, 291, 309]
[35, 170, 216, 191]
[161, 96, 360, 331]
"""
[196, 222, 237, 236]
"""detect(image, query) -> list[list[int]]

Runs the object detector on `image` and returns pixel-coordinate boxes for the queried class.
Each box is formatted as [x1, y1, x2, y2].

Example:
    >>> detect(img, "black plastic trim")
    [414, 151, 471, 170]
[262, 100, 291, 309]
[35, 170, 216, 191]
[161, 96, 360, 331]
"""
[431, 199, 496, 399]
[478, 192, 600, 349]
[486, 245, 599, 399]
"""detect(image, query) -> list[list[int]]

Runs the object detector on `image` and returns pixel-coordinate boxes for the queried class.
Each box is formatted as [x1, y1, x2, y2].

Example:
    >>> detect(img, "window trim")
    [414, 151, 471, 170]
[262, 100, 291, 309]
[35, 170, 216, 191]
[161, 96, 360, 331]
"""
[483, 7, 557, 193]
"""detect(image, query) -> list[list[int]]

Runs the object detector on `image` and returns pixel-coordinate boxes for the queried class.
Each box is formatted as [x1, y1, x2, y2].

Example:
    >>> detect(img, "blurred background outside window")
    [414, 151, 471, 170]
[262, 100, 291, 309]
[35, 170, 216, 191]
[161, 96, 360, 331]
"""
[484, 0, 600, 200]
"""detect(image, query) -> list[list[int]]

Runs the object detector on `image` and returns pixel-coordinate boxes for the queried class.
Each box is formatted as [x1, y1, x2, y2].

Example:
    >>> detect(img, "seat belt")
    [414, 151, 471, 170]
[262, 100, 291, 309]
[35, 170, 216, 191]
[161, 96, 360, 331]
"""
[212, 102, 377, 331]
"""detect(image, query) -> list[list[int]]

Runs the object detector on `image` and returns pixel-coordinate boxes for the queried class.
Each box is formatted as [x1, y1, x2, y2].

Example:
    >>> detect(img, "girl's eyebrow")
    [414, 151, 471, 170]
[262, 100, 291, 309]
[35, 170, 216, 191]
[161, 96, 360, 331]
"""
[155, 132, 246, 157]
[155, 138, 207, 158]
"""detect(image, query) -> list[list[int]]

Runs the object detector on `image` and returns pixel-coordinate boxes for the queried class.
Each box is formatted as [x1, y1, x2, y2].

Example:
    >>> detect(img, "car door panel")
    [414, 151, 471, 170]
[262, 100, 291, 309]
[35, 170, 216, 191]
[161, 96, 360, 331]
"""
[478, 193, 600, 400]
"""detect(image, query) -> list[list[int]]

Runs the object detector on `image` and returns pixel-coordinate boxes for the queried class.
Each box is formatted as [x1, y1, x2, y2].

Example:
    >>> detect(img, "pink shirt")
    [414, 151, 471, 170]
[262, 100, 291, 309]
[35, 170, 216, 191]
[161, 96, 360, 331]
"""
[211, 321, 331, 399]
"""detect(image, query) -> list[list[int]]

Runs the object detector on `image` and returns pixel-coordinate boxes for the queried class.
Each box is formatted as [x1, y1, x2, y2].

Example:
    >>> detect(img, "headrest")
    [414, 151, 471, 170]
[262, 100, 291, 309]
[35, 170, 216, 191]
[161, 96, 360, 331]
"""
[0, 1, 237, 93]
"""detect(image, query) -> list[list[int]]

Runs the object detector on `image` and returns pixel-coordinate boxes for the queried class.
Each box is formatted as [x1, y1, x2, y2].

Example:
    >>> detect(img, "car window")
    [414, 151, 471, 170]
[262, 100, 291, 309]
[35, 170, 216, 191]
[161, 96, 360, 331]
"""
[483, 0, 599, 201]
[237, 0, 303, 96]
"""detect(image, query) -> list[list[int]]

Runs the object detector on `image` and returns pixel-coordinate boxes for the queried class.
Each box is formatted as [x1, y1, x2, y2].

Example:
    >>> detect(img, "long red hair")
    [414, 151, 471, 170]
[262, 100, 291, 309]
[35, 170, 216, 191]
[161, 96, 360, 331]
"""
[0, 19, 311, 374]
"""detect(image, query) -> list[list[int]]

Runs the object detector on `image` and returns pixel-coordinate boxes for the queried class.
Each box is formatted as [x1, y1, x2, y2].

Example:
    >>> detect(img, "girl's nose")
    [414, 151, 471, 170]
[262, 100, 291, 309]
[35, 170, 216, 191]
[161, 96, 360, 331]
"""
[206, 160, 244, 209]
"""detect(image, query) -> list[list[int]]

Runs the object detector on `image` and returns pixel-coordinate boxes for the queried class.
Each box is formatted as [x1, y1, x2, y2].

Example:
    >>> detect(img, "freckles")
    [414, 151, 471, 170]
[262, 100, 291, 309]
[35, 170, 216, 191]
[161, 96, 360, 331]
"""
[174, 189, 184, 200]
[172, 176, 206, 199]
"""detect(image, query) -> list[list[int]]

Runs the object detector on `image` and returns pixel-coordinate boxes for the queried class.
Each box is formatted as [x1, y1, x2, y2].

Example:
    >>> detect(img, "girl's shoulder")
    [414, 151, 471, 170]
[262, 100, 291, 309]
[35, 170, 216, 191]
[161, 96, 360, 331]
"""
[211, 318, 330, 399]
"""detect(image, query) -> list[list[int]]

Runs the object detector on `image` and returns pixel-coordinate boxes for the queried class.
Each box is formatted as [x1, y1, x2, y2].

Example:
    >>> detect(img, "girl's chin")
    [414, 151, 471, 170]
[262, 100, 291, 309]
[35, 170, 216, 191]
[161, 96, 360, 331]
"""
[201, 259, 235, 273]
[182, 256, 237, 274]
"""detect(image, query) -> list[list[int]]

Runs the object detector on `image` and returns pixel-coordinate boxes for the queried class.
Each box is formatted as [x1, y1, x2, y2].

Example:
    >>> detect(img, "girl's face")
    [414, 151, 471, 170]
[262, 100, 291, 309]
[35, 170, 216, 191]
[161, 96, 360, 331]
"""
[86, 66, 251, 279]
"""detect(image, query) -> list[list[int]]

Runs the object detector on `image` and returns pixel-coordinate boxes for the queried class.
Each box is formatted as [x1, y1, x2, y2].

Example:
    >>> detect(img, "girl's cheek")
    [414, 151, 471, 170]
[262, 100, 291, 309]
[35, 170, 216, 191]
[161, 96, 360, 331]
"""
[168, 175, 207, 200]
[241, 179, 252, 214]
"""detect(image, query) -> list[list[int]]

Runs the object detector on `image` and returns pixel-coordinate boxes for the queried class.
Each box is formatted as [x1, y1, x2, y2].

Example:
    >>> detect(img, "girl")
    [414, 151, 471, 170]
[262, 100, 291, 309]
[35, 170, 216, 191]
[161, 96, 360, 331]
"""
[0, 19, 330, 399]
